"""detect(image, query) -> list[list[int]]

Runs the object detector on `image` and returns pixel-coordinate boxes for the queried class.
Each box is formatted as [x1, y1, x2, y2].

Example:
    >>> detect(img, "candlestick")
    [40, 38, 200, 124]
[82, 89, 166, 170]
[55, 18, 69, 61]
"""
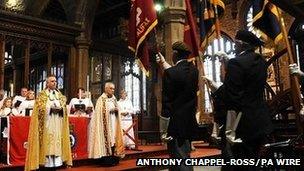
[86, 75, 89, 91]
[10, 83, 14, 97]
[79, 89, 82, 100]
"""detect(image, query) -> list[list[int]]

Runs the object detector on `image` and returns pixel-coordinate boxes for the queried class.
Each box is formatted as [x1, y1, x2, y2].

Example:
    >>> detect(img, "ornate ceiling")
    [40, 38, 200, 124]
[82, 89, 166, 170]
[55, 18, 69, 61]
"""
[1, 0, 304, 24]
[0, 0, 303, 43]
[0, 0, 79, 23]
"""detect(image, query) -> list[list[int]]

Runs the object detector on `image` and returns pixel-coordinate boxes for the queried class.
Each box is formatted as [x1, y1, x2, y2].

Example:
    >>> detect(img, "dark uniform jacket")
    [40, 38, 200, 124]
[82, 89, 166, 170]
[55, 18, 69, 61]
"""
[215, 50, 273, 141]
[161, 60, 199, 139]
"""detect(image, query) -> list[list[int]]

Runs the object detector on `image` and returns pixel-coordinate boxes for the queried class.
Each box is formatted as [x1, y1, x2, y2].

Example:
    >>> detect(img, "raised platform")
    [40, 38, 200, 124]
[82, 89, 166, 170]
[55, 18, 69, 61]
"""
[61, 143, 221, 171]
[0, 143, 221, 171]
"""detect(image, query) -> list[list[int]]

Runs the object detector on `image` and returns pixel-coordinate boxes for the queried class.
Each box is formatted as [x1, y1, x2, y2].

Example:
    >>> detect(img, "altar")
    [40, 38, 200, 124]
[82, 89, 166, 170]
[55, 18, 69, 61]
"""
[0, 116, 89, 165]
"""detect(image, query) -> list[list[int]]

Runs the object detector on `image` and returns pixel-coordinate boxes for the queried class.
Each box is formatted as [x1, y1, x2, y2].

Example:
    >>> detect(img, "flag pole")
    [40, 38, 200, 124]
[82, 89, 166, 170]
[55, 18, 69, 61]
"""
[153, 28, 161, 53]
[213, 0, 221, 39]
[199, 0, 208, 122]
[276, 7, 303, 135]
[187, 0, 207, 123]
[197, 52, 207, 124]
[213, 0, 223, 53]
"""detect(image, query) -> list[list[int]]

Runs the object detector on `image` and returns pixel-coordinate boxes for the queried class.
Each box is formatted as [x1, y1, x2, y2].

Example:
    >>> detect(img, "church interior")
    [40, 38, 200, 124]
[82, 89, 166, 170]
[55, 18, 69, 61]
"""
[1, 0, 304, 170]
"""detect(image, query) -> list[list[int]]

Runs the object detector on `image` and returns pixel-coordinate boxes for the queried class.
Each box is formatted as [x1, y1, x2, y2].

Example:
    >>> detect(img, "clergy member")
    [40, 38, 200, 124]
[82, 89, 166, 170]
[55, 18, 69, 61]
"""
[118, 90, 136, 149]
[0, 89, 7, 109]
[68, 87, 94, 116]
[12, 87, 28, 110]
[0, 97, 19, 117]
[88, 82, 124, 158]
[18, 90, 35, 116]
[25, 75, 72, 170]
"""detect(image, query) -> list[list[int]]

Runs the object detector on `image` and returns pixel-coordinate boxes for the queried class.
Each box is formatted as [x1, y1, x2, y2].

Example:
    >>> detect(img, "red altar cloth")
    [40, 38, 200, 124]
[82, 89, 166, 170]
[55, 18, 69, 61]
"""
[6, 116, 89, 165]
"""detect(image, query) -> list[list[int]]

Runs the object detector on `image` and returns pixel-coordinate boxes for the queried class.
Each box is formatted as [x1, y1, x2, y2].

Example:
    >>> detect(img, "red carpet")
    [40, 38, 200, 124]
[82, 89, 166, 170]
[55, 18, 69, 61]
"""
[59, 145, 220, 171]
[0, 144, 221, 171]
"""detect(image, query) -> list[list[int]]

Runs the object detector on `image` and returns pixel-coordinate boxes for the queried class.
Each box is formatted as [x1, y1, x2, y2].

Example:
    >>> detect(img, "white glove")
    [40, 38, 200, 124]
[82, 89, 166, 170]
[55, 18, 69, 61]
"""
[214, 51, 228, 58]
[161, 133, 173, 142]
[156, 52, 171, 69]
[289, 63, 304, 76]
[159, 115, 173, 142]
[155, 52, 164, 63]
[202, 76, 219, 92]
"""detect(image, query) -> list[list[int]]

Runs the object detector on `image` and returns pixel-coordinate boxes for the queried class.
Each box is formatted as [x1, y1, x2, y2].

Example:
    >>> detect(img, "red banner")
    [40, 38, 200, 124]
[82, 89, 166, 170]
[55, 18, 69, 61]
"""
[184, 0, 200, 58]
[128, 0, 158, 76]
[8, 117, 31, 165]
[7, 116, 89, 165]
[69, 117, 89, 159]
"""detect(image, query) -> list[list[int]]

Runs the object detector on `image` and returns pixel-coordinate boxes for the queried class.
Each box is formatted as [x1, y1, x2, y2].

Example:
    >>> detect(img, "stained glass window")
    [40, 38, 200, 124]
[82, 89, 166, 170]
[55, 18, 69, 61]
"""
[104, 56, 112, 81]
[51, 62, 65, 90]
[203, 34, 235, 112]
[92, 56, 102, 82]
[29, 66, 47, 93]
[121, 58, 146, 112]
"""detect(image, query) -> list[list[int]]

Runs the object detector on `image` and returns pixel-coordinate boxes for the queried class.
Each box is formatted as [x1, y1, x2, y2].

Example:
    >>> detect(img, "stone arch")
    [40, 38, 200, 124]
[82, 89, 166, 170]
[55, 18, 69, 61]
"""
[25, 0, 78, 24]
[41, 0, 68, 22]
[74, 0, 101, 40]
[57, 0, 78, 23]
[25, 0, 50, 16]
[238, 0, 252, 31]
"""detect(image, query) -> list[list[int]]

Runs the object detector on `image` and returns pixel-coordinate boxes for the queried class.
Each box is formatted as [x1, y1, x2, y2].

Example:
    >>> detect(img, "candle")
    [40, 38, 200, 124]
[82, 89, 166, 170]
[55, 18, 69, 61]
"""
[4, 90, 8, 98]
[10, 83, 14, 97]
[79, 89, 82, 99]
[86, 75, 89, 91]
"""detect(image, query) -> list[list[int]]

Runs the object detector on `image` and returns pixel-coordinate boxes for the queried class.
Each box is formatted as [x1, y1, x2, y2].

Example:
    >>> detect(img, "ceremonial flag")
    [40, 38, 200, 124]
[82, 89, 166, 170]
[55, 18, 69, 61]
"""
[128, 0, 158, 76]
[8, 117, 31, 165]
[69, 117, 89, 159]
[268, 0, 304, 20]
[185, 0, 208, 121]
[184, 0, 200, 58]
[252, 0, 283, 44]
[198, 0, 225, 51]
[7, 116, 89, 165]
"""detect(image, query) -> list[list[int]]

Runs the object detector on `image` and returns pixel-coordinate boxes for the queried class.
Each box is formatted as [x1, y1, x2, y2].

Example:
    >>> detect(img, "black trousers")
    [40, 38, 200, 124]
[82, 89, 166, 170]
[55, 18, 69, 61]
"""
[167, 138, 193, 171]
[221, 137, 266, 171]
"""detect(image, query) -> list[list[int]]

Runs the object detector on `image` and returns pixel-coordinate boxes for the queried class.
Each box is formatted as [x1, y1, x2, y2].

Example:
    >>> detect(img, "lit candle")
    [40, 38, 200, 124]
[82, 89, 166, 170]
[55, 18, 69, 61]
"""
[10, 83, 14, 97]
[86, 75, 89, 91]
[79, 89, 82, 99]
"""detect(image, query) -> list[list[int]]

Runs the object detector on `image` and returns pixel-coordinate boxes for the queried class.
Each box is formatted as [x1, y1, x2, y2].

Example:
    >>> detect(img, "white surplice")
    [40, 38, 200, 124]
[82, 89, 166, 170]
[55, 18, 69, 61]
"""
[18, 100, 35, 116]
[118, 98, 135, 148]
[68, 98, 94, 116]
[44, 89, 64, 167]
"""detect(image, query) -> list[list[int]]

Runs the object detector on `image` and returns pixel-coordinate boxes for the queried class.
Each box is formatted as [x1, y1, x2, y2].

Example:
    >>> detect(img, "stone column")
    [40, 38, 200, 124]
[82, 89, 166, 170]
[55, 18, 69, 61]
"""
[75, 34, 90, 92]
[153, 0, 186, 137]
[163, 1, 186, 64]
[155, 1, 186, 115]
[68, 46, 76, 100]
